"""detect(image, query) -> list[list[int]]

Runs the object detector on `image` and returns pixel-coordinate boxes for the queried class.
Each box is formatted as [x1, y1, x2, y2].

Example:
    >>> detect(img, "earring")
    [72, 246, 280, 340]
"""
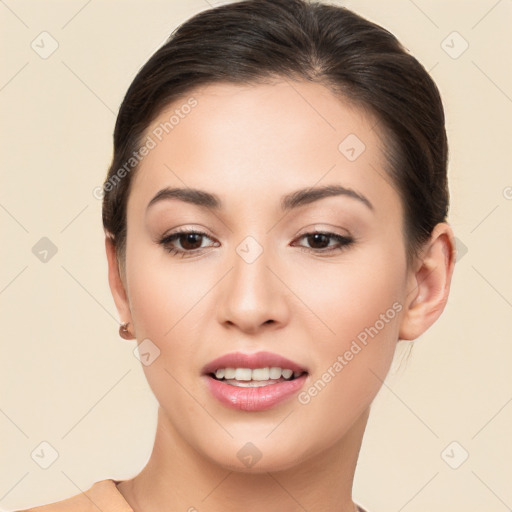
[119, 322, 133, 340]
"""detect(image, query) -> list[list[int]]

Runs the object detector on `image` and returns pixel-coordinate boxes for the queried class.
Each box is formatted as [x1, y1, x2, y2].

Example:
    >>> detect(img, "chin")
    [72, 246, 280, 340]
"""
[198, 435, 317, 474]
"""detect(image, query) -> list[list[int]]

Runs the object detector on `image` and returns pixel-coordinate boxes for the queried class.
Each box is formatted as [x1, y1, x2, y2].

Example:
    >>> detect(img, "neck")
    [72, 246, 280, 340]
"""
[117, 406, 369, 512]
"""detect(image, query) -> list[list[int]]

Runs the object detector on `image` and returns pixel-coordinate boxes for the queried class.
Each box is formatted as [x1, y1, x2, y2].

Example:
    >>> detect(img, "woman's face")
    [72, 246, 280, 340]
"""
[120, 80, 415, 472]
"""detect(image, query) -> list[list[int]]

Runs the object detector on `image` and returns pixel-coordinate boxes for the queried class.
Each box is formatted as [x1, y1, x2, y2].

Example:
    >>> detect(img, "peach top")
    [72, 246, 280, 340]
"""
[18, 479, 133, 512]
[18, 478, 369, 511]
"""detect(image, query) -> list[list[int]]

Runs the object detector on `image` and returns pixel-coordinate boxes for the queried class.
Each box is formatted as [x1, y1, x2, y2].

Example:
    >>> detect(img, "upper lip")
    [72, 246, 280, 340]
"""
[202, 351, 308, 375]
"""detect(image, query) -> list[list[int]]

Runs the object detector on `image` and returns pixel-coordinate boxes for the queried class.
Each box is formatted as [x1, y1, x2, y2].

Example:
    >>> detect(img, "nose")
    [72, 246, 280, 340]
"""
[216, 242, 290, 334]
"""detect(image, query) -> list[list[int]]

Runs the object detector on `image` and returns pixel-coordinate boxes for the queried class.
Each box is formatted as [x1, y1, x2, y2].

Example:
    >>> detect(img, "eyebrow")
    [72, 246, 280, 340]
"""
[146, 184, 374, 212]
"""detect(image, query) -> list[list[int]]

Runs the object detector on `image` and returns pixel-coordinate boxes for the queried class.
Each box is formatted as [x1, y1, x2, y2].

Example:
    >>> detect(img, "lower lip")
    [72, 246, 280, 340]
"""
[204, 374, 308, 412]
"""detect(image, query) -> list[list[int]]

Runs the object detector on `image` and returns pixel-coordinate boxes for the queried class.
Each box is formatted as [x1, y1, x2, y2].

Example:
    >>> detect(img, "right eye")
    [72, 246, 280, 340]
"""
[158, 229, 219, 258]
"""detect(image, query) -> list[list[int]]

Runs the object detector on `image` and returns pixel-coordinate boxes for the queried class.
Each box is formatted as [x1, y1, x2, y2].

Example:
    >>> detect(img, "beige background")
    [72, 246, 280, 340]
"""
[1, 0, 511, 510]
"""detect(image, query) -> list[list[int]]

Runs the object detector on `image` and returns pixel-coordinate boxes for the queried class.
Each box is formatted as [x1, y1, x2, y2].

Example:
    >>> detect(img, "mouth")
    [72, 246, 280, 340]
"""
[202, 351, 309, 411]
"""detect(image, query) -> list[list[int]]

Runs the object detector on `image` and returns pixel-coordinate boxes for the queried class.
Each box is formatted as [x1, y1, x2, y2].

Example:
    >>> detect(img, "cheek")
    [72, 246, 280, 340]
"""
[124, 248, 209, 425]
[124, 243, 216, 403]
[285, 245, 404, 344]
[126, 242, 208, 339]
[289, 251, 403, 425]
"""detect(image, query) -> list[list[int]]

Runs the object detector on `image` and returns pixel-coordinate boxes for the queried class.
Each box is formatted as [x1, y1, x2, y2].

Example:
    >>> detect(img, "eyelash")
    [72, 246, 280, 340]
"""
[158, 228, 355, 258]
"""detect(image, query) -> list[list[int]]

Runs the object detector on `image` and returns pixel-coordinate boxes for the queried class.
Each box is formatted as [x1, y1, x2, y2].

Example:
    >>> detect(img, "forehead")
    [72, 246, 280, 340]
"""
[128, 80, 399, 218]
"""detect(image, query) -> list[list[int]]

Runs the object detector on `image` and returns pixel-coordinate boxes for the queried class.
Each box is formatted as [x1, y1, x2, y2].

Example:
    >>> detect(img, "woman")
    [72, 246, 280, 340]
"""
[20, 0, 456, 510]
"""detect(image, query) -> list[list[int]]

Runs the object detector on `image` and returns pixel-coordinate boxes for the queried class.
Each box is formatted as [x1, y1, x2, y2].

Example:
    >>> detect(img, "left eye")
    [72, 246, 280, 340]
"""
[293, 232, 354, 253]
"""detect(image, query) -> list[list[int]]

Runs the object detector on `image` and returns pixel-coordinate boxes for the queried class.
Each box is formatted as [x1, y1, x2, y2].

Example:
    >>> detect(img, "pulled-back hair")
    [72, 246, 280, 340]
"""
[102, 0, 448, 270]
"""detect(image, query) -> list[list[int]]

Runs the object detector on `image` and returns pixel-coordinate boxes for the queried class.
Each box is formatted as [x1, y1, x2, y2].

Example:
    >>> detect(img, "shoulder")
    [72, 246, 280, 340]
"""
[16, 479, 133, 512]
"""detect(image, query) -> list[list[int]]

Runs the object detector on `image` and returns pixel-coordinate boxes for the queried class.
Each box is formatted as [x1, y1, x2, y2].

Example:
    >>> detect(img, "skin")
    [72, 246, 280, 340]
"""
[105, 79, 456, 512]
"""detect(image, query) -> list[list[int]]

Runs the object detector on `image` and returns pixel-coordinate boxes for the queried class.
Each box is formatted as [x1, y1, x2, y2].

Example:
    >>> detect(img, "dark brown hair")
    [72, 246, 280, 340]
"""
[102, 0, 449, 270]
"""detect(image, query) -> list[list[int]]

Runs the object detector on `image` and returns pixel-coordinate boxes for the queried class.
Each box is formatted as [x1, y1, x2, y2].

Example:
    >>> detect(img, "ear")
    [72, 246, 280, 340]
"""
[399, 222, 457, 341]
[105, 235, 133, 329]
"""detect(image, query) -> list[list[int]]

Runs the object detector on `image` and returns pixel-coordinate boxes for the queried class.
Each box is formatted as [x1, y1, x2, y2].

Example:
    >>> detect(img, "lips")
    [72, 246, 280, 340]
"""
[202, 351, 309, 412]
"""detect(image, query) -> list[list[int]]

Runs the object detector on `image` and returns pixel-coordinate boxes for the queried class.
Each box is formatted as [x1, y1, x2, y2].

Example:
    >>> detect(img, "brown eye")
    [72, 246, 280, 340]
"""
[294, 231, 355, 254]
[305, 233, 331, 249]
[158, 229, 218, 257]
[178, 232, 204, 250]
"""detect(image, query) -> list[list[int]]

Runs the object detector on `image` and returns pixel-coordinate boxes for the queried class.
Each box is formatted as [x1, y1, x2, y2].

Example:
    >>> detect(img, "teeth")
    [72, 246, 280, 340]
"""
[226, 380, 280, 388]
[235, 368, 252, 381]
[213, 367, 302, 382]
[252, 367, 270, 380]
[269, 367, 282, 379]
[281, 369, 293, 379]
[224, 368, 236, 379]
